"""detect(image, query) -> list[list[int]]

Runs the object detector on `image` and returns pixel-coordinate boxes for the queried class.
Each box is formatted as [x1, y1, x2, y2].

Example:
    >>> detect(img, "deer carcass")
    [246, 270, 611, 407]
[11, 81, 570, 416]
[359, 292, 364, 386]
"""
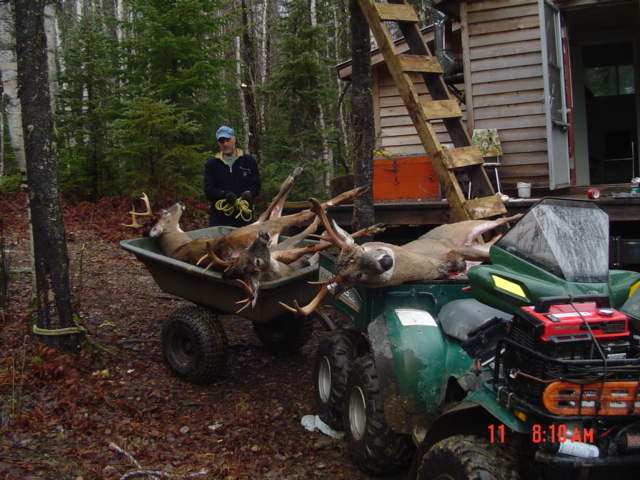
[124, 182, 366, 310]
[280, 200, 521, 316]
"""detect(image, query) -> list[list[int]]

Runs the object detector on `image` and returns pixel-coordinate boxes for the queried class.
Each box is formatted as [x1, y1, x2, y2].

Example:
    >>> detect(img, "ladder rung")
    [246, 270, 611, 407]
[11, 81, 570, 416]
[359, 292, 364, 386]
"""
[398, 54, 443, 74]
[421, 100, 462, 121]
[373, 2, 419, 23]
[438, 146, 484, 170]
[464, 195, 507, 220]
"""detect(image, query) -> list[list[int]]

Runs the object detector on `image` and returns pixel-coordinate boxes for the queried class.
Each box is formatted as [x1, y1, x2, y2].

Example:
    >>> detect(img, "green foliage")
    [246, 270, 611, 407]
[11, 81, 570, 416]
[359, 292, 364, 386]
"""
[30, 356, 44, 365]
[56, 8, 122, 200]
[2, 113, 18, 176]
[123, 0, 233, 148]
[55, 0, 235, 201]
[108, 96, 204, 201]
[260, 0, 336, 201]
[0, 174, 22, 195]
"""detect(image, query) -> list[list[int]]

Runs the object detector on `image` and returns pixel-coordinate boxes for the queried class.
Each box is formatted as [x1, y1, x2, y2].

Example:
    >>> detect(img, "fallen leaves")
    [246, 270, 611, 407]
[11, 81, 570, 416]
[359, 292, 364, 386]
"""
[0, 193, 368, 480]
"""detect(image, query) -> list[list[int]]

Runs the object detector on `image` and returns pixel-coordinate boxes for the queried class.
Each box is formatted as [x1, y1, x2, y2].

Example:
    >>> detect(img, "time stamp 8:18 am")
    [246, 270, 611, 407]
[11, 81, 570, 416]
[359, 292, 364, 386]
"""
[488, 424, 595, 444]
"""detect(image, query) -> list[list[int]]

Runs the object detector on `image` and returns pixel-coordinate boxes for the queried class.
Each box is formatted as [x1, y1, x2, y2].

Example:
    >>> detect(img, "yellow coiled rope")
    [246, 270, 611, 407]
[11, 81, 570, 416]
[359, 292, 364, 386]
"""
[215, 198, 253, 222]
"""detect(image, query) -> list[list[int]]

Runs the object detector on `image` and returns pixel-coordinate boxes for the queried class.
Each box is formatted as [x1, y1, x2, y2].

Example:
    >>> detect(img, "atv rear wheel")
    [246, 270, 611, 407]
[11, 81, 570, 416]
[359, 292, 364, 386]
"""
[416, 434, 519, 480]
[161, 305, 227, 385]
[313, 329, 361, 429]
[252, 313, 313, 353]
[343, 353, 414, 475]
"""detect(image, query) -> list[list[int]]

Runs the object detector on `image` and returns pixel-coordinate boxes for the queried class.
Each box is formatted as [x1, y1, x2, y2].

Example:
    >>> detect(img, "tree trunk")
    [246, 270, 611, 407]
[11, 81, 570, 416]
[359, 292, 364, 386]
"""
[349, 0, 375, 234]
[0, 2, 26, 174]
[257, 0, 269, 127]
[14, 0, 82, 352]
[44, 2, 58, 109]
[236, 35, 250, 152]
[0, 93, 4, 177]
[310, 0, 333, 192]
[332, 1, 349, 173]
[240, 0, 261, 158]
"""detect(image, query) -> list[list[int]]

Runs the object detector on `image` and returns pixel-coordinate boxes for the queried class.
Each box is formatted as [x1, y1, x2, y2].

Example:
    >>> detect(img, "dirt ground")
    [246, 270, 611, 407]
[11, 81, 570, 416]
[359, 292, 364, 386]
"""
[0, 194, 396, 480]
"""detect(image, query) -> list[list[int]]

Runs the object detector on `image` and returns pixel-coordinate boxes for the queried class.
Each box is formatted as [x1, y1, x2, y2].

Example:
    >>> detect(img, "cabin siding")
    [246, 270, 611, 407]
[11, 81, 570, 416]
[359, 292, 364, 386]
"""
[375, 67, 466, 155]
[337, 0, 552, 188]
[368, 0, 550, 186]
[463, 0, 548, 186]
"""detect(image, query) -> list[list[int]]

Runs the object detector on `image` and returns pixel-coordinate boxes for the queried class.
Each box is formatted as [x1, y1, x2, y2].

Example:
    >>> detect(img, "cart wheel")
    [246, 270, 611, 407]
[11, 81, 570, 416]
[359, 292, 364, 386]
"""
[313, 329, 362, 429]
[161, 305, 227, 385]
[344, 353, 414, 475]
[416, 434, 519, 480]
[252, 313, 313, 353]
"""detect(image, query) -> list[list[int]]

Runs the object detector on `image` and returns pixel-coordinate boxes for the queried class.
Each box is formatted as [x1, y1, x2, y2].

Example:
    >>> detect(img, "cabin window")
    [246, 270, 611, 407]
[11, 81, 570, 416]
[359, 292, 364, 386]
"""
[583, 43, 635, 97]
[585, 65, 635, 97]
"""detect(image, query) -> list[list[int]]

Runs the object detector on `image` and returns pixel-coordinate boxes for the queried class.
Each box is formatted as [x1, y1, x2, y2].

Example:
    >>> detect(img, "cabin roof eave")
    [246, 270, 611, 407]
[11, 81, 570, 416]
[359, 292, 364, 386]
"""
[335, 22, 461, 80]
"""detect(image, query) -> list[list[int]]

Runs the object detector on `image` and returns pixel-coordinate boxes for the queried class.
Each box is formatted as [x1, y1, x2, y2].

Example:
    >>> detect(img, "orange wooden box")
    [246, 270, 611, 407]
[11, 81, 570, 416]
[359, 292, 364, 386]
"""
[373, 155, 440, 201]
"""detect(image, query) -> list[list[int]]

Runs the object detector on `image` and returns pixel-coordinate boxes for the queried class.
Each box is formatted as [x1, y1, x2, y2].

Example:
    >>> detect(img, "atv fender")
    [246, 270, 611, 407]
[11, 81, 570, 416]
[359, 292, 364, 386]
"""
[368, 308, 473, 434]
[407, 399, 530, 478]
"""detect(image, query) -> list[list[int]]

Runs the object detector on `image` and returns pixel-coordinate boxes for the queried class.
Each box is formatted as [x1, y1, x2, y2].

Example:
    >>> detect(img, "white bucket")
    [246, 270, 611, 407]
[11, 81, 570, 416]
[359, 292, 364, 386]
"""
[517, 182, 531, 198]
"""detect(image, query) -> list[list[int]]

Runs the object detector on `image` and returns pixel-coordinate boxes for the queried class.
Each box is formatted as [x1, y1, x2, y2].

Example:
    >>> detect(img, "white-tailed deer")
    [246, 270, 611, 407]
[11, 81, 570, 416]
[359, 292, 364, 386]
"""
[280, 200, 522, 315]
[124, 175, 367, 311]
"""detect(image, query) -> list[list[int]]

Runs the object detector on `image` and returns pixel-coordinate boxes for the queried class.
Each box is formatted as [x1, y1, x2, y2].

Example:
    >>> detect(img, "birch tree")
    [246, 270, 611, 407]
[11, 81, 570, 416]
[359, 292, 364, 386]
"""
[309, 0, 333, 190]
[0, 1, 25, 175]
[14, 0, 82, 352]
[236, 35, 250, 152]
[239, 0, 262, 157]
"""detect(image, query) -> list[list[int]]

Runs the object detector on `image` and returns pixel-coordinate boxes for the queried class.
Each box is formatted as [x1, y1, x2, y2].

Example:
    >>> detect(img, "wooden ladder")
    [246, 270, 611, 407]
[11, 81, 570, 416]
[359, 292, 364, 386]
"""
[357, 0, 506, 221]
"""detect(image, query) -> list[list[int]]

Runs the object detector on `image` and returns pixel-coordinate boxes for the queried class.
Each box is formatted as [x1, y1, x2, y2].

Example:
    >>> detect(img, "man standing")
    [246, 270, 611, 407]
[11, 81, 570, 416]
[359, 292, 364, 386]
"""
[204, 125, 261, 227]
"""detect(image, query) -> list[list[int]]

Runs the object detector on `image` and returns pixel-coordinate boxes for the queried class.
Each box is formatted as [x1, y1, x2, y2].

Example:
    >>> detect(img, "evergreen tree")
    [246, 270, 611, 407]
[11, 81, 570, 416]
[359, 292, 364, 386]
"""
[108, 96, 203, 201]
[261, 0, 335, 201]
[123, 0, 233, 149]
[57, 9, 122, 200]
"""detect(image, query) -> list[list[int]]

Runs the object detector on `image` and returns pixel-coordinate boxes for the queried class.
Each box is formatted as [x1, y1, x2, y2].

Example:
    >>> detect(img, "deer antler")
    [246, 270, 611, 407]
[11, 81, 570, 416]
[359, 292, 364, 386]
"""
[310, 223, 386, 242]
[308, 197, 350, 249]
[196, 241, 230, 272]
[235, 279, 256, 313]
[122, 193, 153, 228]
[279, 277, 342, 316]
[273, 223, 386, 264]
[279, 284, 331, 317]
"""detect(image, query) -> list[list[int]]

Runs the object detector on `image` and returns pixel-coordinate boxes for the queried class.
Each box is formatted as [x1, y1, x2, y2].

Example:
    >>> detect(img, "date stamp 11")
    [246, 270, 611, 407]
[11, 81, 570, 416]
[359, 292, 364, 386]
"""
[488, 424, 595, 444]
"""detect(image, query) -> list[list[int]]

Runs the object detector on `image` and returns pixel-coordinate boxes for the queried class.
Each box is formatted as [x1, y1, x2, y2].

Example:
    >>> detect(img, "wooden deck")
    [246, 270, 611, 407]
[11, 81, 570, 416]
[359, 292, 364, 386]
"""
[285, 190, 640, 226]
[323, 194, 640, 226]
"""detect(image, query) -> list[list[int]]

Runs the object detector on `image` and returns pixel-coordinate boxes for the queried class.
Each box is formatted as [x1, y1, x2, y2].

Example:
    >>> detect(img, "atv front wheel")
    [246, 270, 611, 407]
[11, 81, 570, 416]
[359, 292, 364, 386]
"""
[416, 434, 519, 480]
[313, 329, 361, 429]
[344, 353, 414, 475]
[252, 313, 313, 353]
[161, 305, 227, 385]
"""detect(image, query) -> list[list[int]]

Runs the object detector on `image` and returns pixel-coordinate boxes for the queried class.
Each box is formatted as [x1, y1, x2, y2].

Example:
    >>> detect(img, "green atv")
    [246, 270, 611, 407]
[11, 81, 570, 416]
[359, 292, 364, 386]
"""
[314, 198, 640, 478]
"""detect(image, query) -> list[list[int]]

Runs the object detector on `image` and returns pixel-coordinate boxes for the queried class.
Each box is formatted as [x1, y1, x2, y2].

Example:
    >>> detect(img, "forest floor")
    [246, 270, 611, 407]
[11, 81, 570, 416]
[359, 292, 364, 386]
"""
[0, 193, 402, 480]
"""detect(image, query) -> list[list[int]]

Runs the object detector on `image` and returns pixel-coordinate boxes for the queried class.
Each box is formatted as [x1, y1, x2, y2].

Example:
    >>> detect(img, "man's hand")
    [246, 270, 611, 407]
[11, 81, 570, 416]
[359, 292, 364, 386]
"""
[225, 191, 237, 203]
[240, 190, 252, 202]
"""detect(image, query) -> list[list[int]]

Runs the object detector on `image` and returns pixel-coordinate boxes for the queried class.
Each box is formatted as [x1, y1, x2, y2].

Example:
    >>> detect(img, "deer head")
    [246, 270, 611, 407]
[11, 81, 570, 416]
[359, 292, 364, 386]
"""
[146, 202, 197, 259]
[280, 199, 486, 316]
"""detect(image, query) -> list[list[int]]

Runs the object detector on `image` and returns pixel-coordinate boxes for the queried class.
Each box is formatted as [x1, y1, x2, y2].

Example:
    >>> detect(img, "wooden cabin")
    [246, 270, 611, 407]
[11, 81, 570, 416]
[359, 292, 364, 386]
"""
[337, 0, 640, 196]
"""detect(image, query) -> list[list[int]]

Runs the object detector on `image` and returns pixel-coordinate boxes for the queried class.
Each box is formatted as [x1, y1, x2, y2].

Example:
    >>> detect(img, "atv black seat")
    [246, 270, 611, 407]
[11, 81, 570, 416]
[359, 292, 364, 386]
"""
[438, 299, 512, 343]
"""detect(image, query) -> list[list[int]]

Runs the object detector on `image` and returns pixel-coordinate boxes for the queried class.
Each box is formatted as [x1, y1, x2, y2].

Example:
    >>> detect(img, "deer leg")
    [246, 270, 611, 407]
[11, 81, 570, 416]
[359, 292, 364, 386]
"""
[272, 217, 320, 251]
[255, 166, 304, 224]
[272, 241, 331, 264]
[463, 213, 523, 247]
[272, 223, 383, 263]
